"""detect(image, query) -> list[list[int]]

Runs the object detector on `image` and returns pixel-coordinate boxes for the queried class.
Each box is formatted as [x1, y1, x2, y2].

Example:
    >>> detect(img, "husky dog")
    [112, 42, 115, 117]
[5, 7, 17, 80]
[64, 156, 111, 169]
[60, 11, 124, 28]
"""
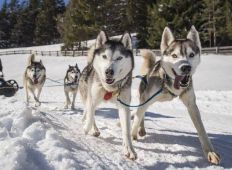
[64, 64, 81, 109]
[131, 26, 220, 164]
[24, 54, 46, 106]
[79, 31, 137, 160]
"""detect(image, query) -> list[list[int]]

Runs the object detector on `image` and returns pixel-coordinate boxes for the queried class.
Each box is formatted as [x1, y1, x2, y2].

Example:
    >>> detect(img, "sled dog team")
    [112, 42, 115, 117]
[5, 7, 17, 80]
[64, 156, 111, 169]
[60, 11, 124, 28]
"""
[23, 26, 220, 164]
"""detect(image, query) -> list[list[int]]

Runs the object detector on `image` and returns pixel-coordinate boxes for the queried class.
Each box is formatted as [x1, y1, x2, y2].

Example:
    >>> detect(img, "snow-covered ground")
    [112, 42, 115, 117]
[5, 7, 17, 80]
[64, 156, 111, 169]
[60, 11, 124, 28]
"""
[0, 52, 232, 170]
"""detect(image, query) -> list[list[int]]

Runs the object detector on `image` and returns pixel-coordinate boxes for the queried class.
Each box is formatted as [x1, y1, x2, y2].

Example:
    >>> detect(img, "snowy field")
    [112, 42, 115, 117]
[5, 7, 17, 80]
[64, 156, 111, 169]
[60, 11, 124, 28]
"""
[0, 51, 232, 170]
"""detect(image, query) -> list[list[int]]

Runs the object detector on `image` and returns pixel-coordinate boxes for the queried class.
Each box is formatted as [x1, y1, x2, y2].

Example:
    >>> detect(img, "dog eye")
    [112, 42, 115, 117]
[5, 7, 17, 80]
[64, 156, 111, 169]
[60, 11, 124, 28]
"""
[117, 56, 123, 61]
[172, 54, 178, 58]
[189, 53, 195, 58]
[102, 55, 107, 59]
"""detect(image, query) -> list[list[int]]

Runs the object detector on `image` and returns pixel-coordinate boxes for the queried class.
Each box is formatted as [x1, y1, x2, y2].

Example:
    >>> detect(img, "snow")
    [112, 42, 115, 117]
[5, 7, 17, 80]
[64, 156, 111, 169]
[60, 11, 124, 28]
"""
[0, 51, 232, 170]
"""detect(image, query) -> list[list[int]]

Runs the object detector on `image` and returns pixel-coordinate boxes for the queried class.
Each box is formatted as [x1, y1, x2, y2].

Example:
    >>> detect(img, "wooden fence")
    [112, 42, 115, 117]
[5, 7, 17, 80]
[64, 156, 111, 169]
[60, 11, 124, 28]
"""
[0, 46, 232, 57]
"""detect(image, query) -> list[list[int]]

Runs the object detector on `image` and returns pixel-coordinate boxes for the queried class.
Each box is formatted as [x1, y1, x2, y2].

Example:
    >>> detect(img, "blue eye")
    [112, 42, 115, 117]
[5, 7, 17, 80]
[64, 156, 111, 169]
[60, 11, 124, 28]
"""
[102, 55, 107, 59]
[117, 56, 123, 61]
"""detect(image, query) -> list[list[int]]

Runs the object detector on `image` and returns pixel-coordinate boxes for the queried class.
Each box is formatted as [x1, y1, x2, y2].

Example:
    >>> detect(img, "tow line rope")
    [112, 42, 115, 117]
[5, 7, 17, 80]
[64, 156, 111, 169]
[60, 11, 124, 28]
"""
[46, 77, 78, 87]
[117, 87, 163, 108]
[116, 75, 164, 108]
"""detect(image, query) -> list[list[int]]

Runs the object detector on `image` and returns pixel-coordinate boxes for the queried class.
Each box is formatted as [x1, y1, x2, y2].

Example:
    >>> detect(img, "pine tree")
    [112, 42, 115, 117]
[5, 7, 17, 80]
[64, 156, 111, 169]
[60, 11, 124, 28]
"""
[10, 0, 41, 46]
[35, 0, 65, 45]
[62, 0, 98, 50]
[0, 0, 10, 48]
[225, 0, 232, 42]
[146, 0, 204, 48]
[201, 0, 223, 47]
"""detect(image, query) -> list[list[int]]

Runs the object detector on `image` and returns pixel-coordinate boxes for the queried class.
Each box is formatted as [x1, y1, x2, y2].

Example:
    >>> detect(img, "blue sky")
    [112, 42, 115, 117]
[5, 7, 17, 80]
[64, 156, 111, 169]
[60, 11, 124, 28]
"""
[0, 0, 69, 9]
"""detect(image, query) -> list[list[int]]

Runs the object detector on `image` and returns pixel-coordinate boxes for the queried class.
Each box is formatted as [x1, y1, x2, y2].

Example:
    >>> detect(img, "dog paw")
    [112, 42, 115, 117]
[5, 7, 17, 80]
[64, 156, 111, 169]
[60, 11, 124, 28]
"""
[92, 131, 101, 137]
[138, 127, 146, 137]
[35, 102, 41, 107]
[64, 105, 68, 109]
[71, 105, 75, 110]
[132, 134, 138, 140]
[123, 146, 137, 160]
[208, 152, 221, 165]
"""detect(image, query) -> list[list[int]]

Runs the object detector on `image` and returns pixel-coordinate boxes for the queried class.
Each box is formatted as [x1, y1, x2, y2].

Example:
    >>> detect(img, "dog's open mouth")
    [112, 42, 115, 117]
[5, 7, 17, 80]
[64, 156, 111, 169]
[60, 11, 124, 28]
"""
[33, 78, 39, 84]
[105, 78, 115, 84]
[172, 69, 190, 89]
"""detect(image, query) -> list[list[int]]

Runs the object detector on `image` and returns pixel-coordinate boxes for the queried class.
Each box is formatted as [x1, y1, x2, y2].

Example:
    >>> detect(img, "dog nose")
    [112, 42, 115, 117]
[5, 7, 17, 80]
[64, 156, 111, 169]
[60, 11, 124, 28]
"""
[33, 75, 36, 78]
[105, 68, 114, 77]
[181, 65, 191, 74]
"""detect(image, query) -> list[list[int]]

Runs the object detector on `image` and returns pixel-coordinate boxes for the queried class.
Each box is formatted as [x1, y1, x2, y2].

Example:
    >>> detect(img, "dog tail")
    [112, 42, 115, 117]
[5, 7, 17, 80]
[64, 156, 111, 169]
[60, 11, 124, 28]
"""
[27, 53, 35, 66]
[140, 49, 156, 75]
[87, 45, 95, 64]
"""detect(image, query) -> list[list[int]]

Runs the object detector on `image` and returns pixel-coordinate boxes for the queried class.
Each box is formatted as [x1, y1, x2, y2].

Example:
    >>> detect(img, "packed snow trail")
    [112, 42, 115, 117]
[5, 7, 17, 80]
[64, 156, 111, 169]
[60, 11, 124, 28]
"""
[0, 53, 232, 170]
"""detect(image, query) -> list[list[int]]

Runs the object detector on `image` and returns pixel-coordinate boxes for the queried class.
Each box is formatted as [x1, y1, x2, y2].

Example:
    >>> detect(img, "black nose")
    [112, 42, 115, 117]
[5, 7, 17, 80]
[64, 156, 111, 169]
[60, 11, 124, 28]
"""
[181, 65, 191, 74]
[33, 75, 36, 78]
[105, 68, 114, 77]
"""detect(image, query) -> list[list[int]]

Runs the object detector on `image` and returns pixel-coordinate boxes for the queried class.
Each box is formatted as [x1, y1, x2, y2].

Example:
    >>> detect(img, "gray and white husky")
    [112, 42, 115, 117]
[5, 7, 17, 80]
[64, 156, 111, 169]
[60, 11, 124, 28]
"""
[24, 54, 46, 106]
[64, 64, 81, 109]
[131, 26, 220, 164]
[79, 31, 137, 160]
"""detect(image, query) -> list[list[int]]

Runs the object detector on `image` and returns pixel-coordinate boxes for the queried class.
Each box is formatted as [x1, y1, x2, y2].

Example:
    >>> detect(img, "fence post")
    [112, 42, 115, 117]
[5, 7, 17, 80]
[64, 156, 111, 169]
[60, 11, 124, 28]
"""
[216, 47, 219, 54]
[73, 51, 75, 57]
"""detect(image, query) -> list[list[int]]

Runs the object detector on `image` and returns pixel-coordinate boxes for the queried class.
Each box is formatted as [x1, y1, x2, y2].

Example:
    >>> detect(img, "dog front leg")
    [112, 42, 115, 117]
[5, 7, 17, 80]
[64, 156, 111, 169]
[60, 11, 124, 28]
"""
[118, 105, 137, 160]
[71, 92, 77, 110]
[139, 117, 146, 137]
[131, 105, 149, 140]
[180, 89, 220, 164]
[64, 91, 70, 109]
[37, 87, 42, 101]
[25, 85, 29, 105]
[83, 96, 96, 135]
[29, 88, 40, 106]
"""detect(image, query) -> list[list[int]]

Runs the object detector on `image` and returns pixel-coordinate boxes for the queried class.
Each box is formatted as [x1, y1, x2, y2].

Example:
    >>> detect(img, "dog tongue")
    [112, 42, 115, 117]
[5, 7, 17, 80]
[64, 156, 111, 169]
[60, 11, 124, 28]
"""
[174, 75, 185, 89]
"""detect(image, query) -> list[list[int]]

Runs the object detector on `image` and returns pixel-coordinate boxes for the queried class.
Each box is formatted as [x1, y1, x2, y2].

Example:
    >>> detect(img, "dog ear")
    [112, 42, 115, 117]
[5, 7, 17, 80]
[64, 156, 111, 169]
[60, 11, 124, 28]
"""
[96, 31, 108, 49]
[75, 63, 78, 68]
[120, 32, 132, 50]
[187, 25, 201, 51]
[40, 60, 43, 65]
[160, 27, 175, 55]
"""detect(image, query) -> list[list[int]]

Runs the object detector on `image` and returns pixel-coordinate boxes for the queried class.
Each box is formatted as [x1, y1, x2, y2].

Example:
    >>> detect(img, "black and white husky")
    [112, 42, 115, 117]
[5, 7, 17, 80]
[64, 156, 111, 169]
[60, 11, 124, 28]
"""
[79, 31, 137, 160]
[64, 64, 81, 109]
[131, 26, 220, 164]
[24, 54, 46, 106]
